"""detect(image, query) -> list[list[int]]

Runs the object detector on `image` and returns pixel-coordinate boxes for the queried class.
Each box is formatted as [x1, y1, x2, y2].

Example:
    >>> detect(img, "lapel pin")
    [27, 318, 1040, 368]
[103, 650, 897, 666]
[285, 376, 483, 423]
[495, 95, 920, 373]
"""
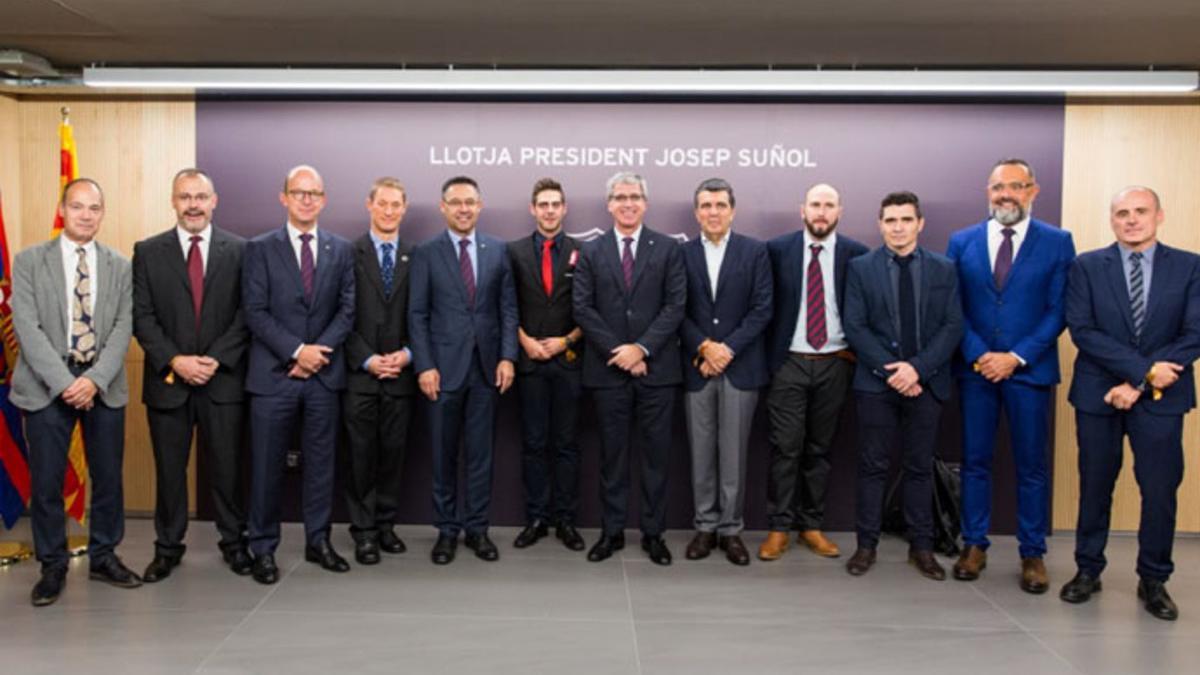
[401, 255, 409, 262]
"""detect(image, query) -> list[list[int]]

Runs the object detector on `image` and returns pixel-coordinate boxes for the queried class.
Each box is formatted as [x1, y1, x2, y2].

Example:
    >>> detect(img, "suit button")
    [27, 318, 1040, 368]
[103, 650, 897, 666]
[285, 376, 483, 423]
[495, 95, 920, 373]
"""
[626, 310, 632, 317]
[995, 299, 1003, 306]
[712, 318, 720, 325]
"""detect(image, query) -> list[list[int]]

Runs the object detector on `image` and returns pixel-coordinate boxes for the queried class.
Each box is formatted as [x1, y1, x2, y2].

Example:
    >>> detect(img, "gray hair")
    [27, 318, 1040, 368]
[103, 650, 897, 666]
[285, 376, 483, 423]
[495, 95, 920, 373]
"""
[606, 171, 648, 200]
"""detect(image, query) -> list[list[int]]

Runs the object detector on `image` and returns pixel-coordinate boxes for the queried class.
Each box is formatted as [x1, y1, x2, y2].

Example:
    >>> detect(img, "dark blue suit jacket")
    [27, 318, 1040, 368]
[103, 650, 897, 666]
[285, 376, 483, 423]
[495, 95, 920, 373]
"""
[679, 232, 773, 392]
[765, 231, 868, 373]
[843, 246, 964, 402]
[242, 226, 355, 395]
[572, 226, 686, 388]
[946, 218, 1075, 385]
[1066, 242, 1200, 416]
[408, 231, 519, 392]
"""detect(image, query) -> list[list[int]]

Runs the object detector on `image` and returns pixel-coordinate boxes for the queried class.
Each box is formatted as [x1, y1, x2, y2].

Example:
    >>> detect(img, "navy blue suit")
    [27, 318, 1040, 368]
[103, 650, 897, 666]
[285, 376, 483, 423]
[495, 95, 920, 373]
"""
[242, 226, 355, 556]
[573, 226, 685, 536]
[408, 230, 518, 537]
[1066, 242, 1200, 581]
[946, 218, 1074, 559]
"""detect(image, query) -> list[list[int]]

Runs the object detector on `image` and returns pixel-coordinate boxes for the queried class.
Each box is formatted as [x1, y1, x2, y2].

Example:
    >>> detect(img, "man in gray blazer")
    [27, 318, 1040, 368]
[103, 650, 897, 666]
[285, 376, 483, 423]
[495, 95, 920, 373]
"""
[11, 178, 138, 607]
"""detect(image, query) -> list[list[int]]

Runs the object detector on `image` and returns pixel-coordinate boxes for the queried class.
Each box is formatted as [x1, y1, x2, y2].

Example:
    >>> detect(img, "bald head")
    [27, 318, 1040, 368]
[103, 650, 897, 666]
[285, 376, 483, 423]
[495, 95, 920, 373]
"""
[1111, 185, 1161, 212]
[802, 183, 842, 239]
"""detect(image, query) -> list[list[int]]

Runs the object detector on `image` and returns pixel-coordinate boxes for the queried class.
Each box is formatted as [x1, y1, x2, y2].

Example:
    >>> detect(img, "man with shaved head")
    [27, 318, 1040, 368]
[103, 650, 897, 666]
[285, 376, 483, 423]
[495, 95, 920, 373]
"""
[1060, 186, 1200, 621]
[242, 164, 356, 584]
[759, 183, 868, 562]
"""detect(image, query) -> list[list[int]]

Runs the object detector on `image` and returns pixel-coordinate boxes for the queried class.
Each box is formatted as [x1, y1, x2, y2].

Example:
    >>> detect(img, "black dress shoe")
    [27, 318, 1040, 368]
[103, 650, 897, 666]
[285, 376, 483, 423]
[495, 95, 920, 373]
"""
[223, 547, 254, 576]
[555, 523, 586, 551]
[355, 538, 381, 565]
[378, 529, 407, 554]
[1138, 578, 1179, 621]
[642, 535, 673, 566]
[513, 520, 549, 548]
[587, 533, 625, 562]
[465, 532, 500, 561]
[719, 535, 751, 566]
[305, 540, 351, 572]
[908, 549, 946, 581]
[89, 556, 143, 588]
[685, 532, 717, 560]
[31, 567, 67, 607]
[431, 534, 458, 565]
[142, 555, 180, 583]
[1059, 572, 1102, 604]
[845, 548, 877, 576]
[252, 554, 279, 585]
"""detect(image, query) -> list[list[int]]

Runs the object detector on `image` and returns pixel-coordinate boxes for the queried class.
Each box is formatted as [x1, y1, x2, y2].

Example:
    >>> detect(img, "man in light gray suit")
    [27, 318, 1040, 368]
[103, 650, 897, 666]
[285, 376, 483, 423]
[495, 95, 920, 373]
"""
[11, 178, 138, 607]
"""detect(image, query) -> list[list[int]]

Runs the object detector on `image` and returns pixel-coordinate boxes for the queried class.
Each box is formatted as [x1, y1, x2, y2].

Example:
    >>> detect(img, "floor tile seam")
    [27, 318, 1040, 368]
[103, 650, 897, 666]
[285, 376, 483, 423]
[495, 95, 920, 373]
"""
[628, 617, 1035, 634]
[250, 608, 633, 624]
[620, 558, 645, 675]
[191, 558, 299, 674]
[966, 582, 1086, 675]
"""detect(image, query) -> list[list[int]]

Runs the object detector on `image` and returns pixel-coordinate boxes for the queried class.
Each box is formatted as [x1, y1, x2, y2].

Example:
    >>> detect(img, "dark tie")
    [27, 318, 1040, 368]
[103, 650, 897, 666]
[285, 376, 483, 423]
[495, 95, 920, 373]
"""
[621, 236, 634, 290]
[994, 227, 1015, 289]
[897, 254, 918, 360]
[380, 241, 395, 297]
[299, 233, 314, 301]
[187, 234, 204, 330]
[1129, 251, 1145, 337]
[459, 237, 476, 308]
[806, 244, 827, 350]
[541, 238, 554, 297]
[69, 246, 96, 363]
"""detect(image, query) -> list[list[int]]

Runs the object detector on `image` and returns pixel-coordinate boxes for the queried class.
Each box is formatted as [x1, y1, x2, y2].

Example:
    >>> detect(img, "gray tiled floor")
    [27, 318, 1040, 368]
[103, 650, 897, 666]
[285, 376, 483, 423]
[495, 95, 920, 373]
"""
[0, 519, 1195, 674]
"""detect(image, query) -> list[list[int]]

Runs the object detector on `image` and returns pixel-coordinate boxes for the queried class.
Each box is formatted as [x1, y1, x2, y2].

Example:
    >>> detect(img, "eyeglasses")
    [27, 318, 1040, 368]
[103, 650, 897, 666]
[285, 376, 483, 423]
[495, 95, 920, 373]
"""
[609, 194, 645, 204]
[444, 199, 480, 209]
[174, 192, 213, 203]
[287, 189, 325, 201]
[988, 182, 1034, 193]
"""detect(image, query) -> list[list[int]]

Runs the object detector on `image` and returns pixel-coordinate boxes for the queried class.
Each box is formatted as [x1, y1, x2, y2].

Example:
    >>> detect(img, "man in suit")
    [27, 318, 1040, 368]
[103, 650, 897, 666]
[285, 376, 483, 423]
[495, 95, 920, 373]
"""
[759, 183, 868, 562]
[572, 171, 686, 566]
[679, 178, 772, 566]
[946, 158, 1075, 593]
[242, 164, 356, 584]
[132, 168, 250, 582]
[507, 178, 586, 551]
[1060, 186, 1200, 621]
[343, 177, 417, 565]
[12, 178, 140, 606]
[842, 191, 963, 580]
[409, 176, 518, 565]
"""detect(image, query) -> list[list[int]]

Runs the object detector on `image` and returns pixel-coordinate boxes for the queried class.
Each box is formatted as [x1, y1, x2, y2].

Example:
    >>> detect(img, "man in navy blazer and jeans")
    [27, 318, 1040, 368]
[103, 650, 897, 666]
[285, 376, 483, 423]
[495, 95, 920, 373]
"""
[409, 176, 519, 565]
[679, 178, 773, 566]
[1060, 186, 1200, 621]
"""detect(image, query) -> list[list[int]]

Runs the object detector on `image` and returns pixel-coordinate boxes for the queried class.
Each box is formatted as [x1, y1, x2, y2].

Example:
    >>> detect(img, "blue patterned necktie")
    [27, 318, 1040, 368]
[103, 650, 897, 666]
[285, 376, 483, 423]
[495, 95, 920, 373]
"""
[69, 246, 97, 363]
[1129, 251, 1145, 337]
[381, 242, 395, 296]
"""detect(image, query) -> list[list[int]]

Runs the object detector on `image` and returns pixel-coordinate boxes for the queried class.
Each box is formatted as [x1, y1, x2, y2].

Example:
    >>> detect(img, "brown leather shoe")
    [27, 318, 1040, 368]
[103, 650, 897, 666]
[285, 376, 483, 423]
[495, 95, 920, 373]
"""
[799, 530, 840, 558]
[1020, 557, 1049, 594]
[845, 548, 876, 576]
[908, 550, 946, 581]
[685, 532, 717, 560]
[718, 535, 750, 566]
[758, 531, 790, 561]
[952, 545, 987, 581]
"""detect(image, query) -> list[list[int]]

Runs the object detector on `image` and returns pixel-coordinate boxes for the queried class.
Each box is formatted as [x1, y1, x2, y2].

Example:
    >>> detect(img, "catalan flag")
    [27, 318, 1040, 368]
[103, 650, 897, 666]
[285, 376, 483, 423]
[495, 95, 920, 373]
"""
[49, 114, 88, 525]
[0, 189, 31, 529]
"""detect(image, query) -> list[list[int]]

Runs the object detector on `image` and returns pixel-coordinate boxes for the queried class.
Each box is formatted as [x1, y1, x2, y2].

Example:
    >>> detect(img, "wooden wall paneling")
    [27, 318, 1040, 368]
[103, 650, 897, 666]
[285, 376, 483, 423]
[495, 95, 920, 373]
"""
[0, 95, 21, 252]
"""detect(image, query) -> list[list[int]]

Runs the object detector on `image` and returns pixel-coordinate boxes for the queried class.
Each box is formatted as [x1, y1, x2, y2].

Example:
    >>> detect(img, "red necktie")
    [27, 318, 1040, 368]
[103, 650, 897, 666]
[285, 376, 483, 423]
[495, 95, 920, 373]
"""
[806, 244, 827, 349]
[541, 239, 554, 296]
[187, 235, 204, 330]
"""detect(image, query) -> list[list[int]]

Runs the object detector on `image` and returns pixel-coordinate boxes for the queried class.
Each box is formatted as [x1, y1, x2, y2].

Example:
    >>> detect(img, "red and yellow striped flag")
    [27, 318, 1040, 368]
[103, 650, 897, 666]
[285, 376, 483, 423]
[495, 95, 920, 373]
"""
[49, 113, 88, 525]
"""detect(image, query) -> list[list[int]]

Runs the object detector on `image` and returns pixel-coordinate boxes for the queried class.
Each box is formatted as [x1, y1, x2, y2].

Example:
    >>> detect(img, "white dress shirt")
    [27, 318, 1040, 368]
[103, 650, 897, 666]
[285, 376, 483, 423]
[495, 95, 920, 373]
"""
[790, 231, 845, 354]
[614, 224, 643, 260]
[177, 223, 212, 274]
[60, 234, 97, 346]
[286, 221, 319, 268]
[701, 231, 730, 300]
[986, 216, 1030, 270]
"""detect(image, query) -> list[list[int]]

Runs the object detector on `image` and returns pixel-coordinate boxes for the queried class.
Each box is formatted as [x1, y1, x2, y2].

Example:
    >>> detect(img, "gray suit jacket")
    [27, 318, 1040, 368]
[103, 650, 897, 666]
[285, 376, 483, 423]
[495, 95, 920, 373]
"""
[10, 237, 133, 411]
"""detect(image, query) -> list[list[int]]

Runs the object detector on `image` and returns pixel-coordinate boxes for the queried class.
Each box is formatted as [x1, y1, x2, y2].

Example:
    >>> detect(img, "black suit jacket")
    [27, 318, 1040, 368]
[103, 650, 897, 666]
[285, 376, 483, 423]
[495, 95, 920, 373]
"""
[508, 232, 582, 374]
[132, 226, 248, 408]
[345, 233, 418, 396]
[766, 231, 869, 372]
[572, 226, 686, 388]
[843, 246, 963, 402]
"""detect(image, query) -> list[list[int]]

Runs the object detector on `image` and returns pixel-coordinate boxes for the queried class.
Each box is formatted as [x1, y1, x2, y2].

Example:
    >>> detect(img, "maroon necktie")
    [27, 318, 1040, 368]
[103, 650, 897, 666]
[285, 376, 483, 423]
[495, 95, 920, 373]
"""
[806, 244, 827, 349]
[621, 236, 634, 290]
[541, 238, 554, 296]
[299, 233, 314, 302]
[187, 235, 204, 330]
[459, 238, 476, 308]
[994, 227, 1015, 289]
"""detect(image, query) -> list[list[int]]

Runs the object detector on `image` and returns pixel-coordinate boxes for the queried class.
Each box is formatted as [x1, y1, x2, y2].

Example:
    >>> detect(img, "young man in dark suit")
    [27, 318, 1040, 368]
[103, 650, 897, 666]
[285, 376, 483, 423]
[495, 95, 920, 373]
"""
[133, 168, 250, 582]
[409, 176, 519, 565]
[342, 177, 417, 565]
[507, 178, 585, 551]
[1060, 186, 1200, 621]
[679, 178, 773, 566]
[572, 171, 686, 566]
[842, 191, 963, 581]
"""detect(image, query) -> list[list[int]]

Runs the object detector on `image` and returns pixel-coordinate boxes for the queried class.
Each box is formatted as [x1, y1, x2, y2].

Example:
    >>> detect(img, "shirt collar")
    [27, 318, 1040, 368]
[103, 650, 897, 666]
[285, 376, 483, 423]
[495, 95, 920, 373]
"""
[987, 216, 1031, 237]
[287, 221, 318, 241]
[701, 231, 730, 249]
[176, 223, 212, 246]
[615, 224, 643, 244]
[534, 230, 561, 248]
[60, 234, 95, 255]
[803, 229, 837, 251]
[447, 229, 476, 247]
[1118, 242, 1156, 262]
[368, 229, 397, 250]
